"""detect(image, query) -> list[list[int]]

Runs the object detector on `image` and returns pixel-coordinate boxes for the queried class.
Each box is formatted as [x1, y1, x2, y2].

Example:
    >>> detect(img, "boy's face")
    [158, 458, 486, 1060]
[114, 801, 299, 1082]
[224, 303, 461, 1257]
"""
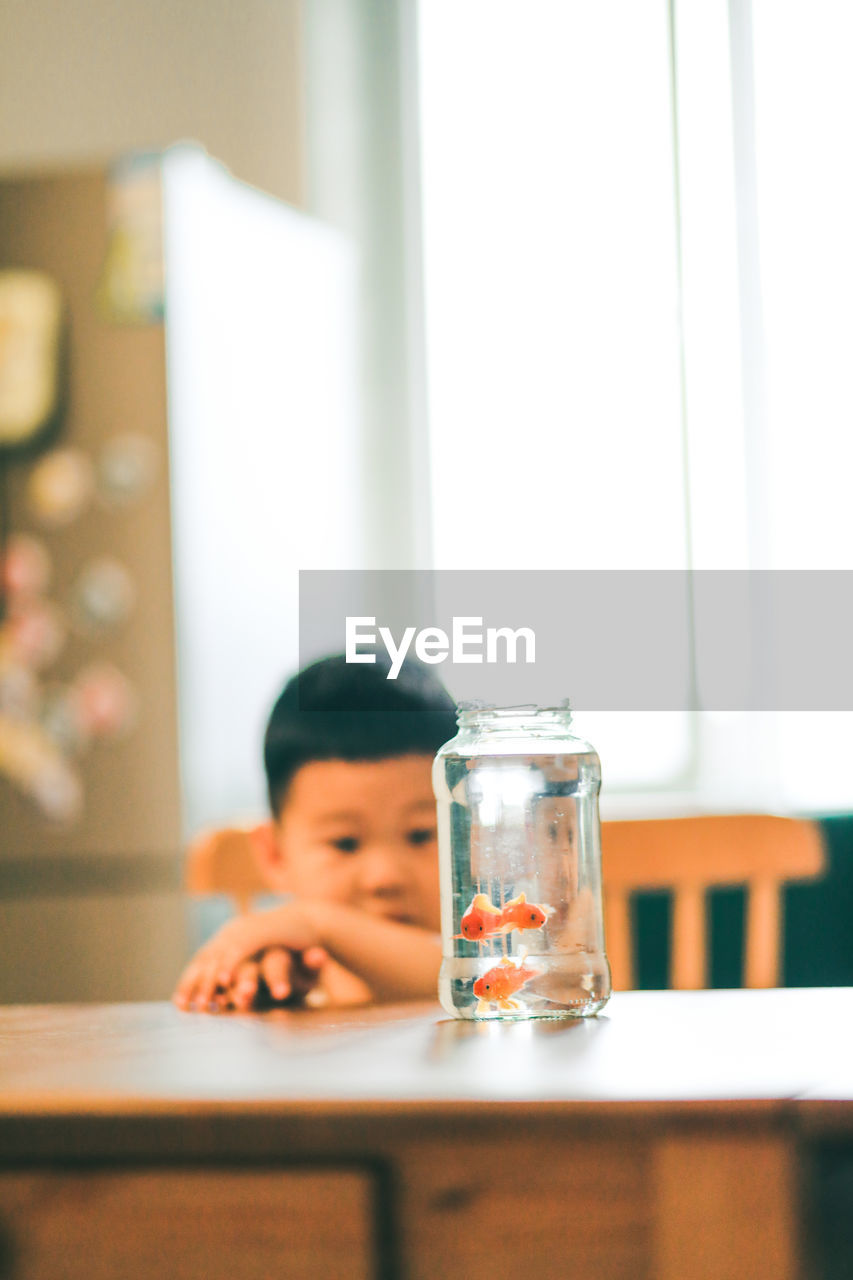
[266, 755, 440, 932]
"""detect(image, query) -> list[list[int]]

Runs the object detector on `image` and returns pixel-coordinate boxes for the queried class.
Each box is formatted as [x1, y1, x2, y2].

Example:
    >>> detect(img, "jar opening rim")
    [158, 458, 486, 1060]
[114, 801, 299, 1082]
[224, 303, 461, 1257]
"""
[456, 700, 572, 724]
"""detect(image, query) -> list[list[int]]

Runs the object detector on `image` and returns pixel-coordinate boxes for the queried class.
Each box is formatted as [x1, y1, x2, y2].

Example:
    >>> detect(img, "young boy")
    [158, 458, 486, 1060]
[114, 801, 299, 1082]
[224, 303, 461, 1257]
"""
[173, 654, 458, 1012]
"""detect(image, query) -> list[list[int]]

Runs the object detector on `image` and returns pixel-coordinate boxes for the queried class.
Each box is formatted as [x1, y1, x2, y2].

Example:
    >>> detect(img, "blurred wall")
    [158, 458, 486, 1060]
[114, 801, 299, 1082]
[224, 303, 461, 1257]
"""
[0, 0, 303, 204]
[0, 0, 304, 1004]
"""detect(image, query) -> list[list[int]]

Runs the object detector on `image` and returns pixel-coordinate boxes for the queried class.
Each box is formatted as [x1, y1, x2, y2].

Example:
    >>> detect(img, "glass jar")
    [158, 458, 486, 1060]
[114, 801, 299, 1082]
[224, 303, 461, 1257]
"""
[433, 702, 611, 1020]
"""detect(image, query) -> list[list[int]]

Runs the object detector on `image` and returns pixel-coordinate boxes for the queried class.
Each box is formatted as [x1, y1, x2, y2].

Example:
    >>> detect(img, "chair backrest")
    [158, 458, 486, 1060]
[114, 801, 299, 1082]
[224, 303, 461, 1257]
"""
[185, 814, 826, 992]
[601, 814, 825, 990]
[185, 823, 274, 916]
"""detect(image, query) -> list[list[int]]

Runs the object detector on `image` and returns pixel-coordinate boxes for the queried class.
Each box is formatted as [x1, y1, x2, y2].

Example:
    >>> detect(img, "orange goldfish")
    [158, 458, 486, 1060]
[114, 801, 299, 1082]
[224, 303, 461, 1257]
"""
[457, 890, 550, 942]
[456, 893, 503, 941]
[473, 953, 539, 1012]
[498, 891, 549, 935]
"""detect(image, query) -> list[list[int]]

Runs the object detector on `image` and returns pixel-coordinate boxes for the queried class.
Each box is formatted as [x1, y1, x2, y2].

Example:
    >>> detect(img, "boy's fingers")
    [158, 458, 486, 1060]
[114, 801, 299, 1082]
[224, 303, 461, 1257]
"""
[172, 980, 191, 1008]
[215, 948, 246, 989]
[233, 960, 260, 1010]
[260, 949, 292, 1001]
[173, 962, 205, 1009]
[234, 959, 259, 988]
[174, 935, 260, 1012]
[302, 946, 328, 970]
[195, 958, 225, 1012]
[206, 983, 232, 1012]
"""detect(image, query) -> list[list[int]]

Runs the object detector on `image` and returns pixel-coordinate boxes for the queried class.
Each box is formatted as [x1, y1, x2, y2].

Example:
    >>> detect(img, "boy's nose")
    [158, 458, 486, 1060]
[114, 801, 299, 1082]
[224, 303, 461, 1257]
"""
[357, 844, 408, 898]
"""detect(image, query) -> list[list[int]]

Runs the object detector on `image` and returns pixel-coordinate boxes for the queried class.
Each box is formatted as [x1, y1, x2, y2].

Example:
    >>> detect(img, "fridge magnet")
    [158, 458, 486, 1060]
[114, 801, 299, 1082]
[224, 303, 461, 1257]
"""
[0, 270, 66, 623]
[97, 432, 159, 506]
[70, 556, 135, 634]
[0, 270, 65, 451]
[1, 533, 52, 600]
[26, 447, 94, 527]
[28, 751, 84, 823]
[40, 682, 91, 756]
[0, 663, 37, 720]
[95, 151, 165, 325]
[3, 599, 67, 670]
[0, 711, 83, 824]
[70, 661, 138, 738]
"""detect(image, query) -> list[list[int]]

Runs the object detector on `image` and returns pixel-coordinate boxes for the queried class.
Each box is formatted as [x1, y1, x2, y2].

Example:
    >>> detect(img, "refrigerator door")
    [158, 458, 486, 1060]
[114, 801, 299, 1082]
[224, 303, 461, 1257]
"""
[162, 145, 363, 836]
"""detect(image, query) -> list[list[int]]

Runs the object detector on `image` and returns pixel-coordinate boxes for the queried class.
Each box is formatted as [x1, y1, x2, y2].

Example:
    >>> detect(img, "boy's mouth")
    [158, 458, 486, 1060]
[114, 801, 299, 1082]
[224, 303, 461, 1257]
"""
[377, 910, 413, 925]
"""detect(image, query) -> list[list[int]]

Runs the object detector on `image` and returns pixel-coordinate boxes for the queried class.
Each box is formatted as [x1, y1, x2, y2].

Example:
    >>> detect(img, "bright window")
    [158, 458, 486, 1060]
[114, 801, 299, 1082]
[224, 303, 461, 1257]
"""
[416, 0, 853, 812]
[417, 0, 690, 795]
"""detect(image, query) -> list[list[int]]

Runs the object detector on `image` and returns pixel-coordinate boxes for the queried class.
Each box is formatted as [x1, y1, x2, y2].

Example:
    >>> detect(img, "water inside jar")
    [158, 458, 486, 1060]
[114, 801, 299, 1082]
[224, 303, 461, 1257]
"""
[435, 749, 611, 1019]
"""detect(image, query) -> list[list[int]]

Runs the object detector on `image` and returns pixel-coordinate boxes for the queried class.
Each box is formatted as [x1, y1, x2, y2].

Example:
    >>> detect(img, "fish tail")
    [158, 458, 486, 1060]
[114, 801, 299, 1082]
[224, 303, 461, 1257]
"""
[472, 893, 502, 915]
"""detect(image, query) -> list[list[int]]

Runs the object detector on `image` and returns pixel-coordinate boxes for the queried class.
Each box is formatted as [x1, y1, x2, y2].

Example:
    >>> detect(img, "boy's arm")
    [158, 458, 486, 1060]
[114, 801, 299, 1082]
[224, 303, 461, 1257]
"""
[173, 901, 441, 1009]
[300, 902, 441, 1001]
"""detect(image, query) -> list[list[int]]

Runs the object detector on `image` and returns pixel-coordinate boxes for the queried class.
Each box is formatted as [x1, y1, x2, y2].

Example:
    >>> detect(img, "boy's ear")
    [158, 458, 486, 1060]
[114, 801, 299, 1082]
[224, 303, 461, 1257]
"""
[248, 821, 291, 891]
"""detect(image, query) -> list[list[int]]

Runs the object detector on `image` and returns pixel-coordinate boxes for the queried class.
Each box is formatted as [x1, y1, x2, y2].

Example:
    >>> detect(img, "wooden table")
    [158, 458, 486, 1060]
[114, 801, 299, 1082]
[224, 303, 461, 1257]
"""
[1, 989, 851, 1280]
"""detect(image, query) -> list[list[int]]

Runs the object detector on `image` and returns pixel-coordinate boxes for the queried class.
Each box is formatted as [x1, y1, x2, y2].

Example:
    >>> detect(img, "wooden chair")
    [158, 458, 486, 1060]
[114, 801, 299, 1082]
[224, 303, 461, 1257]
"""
[185, 823, 274, 916]
[186, 814, 826, 993]
[601, 814, 825, 990]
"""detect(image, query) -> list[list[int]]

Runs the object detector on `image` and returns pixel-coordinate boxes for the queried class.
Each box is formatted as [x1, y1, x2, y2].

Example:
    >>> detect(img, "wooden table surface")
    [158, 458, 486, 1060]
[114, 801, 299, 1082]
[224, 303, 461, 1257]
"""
[0, 987, 851, 1112]
[1, 990, 851, 1280]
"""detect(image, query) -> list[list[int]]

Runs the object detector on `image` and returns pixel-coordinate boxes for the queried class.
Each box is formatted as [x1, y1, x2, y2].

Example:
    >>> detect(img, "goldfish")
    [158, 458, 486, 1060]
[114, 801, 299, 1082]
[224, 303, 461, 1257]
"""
[497, 891, 549, 935]
[456, 890, 550, 942]
[456, 893, 503, 941]
[472, 953, 539, 1012]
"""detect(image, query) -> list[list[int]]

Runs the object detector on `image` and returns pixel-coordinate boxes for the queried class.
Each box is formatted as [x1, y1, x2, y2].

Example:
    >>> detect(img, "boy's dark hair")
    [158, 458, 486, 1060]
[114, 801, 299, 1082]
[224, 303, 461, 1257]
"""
[264, 654, 458, 815]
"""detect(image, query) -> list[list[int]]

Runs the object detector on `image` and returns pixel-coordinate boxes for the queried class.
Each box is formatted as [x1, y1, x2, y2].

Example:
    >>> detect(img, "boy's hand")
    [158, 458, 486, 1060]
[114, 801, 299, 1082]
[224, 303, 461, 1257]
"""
[172, 903, 324, 1011]
[218, 946, 328, 1011]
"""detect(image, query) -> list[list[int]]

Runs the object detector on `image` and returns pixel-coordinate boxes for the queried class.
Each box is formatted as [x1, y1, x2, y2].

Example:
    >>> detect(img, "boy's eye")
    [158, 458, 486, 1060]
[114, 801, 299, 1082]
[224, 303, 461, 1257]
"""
[407, 827, 436, 847]
[331, 836, 360, 853]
